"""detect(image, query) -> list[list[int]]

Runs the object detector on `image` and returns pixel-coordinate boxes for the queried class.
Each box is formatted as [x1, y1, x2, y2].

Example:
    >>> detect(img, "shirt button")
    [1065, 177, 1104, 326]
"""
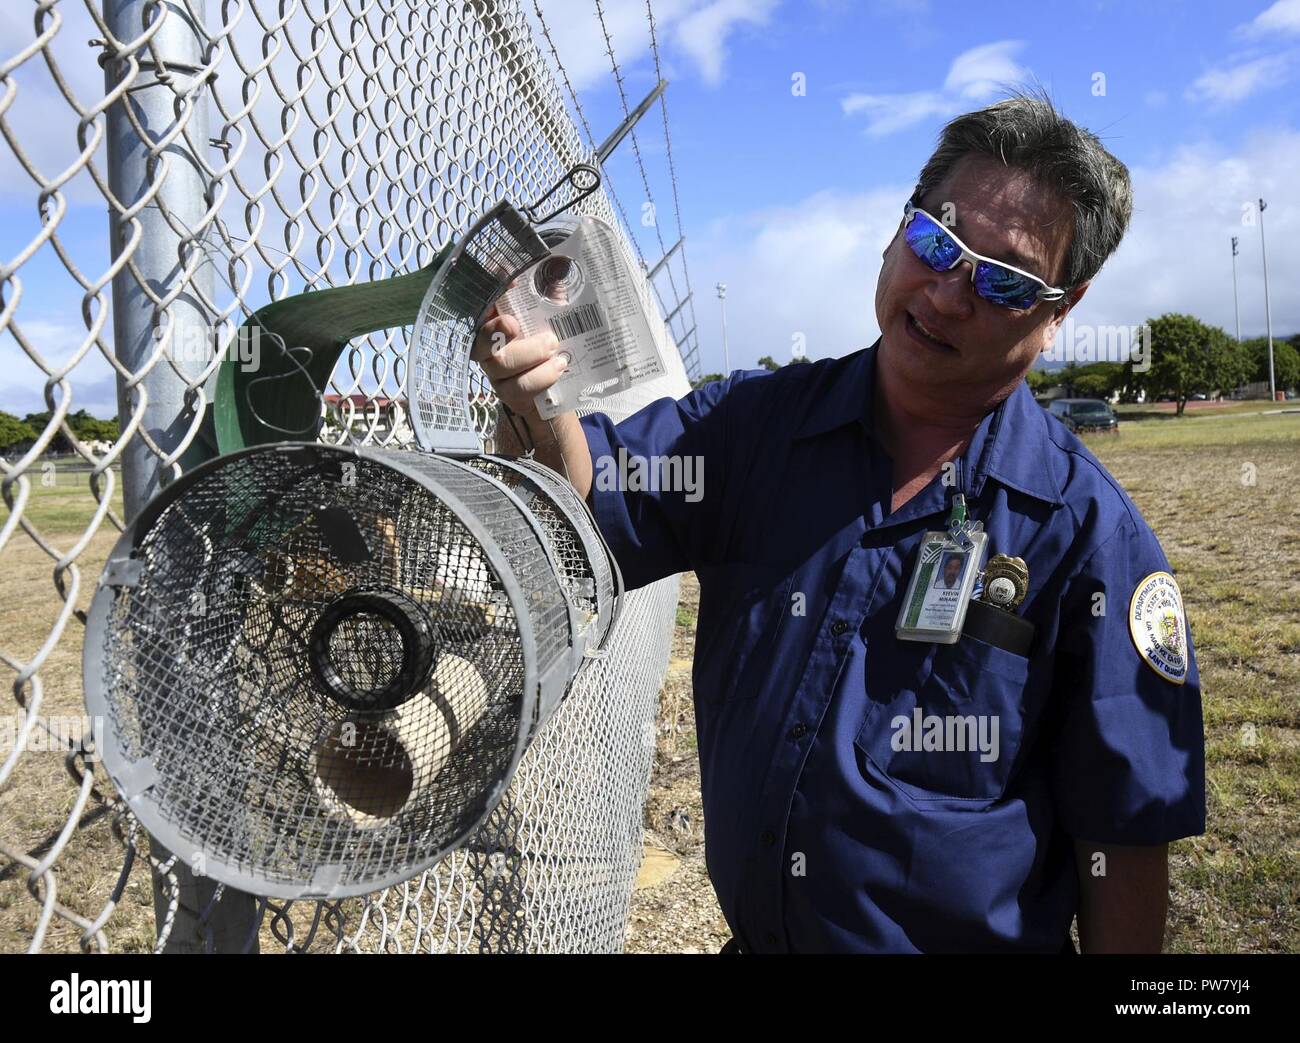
[788, 722, 808, 740]
[760, 830, 776, 847]
[765, 932, 778, 946]
[830, 620, 850, 635]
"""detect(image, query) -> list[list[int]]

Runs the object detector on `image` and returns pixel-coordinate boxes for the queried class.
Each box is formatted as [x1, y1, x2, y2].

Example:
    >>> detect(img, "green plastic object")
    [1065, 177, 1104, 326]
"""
[203, 241, 455, 460]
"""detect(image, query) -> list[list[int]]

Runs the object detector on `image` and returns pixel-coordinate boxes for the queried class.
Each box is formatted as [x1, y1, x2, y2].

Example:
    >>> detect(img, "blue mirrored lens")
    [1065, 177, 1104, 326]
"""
[973, 261, 1039, 309]
[905, 212, 962, 272]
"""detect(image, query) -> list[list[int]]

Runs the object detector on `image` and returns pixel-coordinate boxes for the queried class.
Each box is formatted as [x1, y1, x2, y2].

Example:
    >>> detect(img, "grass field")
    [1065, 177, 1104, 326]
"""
[2, 410, 1297, 952]
[1090, 409, 1300, 952]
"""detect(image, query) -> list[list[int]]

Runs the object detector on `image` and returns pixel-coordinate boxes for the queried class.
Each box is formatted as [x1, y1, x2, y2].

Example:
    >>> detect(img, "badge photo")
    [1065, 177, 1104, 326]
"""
[895, 530, 987, 644]
[1129, 570, 1188, 684]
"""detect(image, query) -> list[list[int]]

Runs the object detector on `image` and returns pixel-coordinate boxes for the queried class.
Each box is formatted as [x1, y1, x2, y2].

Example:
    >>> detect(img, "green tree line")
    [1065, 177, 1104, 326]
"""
[691, 352, 811, 388]
[1029, 315, 1298, 415]
[692, 316, 1298, 414]
[0, 409, 120, 454]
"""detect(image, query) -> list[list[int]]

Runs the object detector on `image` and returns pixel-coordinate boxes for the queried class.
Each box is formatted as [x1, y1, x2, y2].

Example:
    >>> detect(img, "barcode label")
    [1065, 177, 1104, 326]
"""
[547, 302, 604, 341]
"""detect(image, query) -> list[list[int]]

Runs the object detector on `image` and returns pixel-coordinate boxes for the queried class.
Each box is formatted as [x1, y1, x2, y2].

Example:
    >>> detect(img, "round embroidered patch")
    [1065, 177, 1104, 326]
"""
[1128, 571, 1188, 684]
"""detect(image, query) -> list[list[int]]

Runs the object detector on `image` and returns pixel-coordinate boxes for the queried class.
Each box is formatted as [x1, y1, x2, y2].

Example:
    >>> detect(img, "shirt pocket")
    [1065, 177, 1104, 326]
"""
[693, 562, 796, 706]
[854, 635, 1030, 807]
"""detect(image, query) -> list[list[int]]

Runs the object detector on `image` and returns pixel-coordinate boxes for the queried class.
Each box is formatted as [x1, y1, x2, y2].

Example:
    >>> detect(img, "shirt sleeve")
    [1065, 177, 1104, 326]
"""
[1049, 517, 1206, 844]
[578, 370, 757, 591]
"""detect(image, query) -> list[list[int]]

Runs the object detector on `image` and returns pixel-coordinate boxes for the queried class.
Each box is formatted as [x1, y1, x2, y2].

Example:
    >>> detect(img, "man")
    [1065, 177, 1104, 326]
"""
[937, 553, 964, 590]
[472, 93, 1205, 953]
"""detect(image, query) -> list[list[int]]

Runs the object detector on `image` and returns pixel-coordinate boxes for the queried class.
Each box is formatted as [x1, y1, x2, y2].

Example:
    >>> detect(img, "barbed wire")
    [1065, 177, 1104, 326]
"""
[643, 0, 701, 377]
[526, 1, 701, 380]
[530, 0, 643, 269]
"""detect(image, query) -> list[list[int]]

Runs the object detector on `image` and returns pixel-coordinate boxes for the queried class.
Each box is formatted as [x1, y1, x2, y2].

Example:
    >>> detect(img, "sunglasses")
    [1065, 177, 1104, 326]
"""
[902, 201, 1068, 311]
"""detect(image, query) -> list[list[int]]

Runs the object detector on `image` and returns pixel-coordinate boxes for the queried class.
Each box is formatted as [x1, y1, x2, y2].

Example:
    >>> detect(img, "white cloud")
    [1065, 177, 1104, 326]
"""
[839, 90, 951, 137]
[841, 40, 1028, 137]
[688, 183, 909, 370]
[674, 0, 777, 86]
[1, 317, 118, 418]
[524, 0, 773, 92]
[1186, 52, 1294, 105]
[1239, 0, 1300, 38]
[0, 2, 115, 205]
[1080, 130, 1300, 340]
[944, 40, 1028, 99]
[687, 130, 1300, 375]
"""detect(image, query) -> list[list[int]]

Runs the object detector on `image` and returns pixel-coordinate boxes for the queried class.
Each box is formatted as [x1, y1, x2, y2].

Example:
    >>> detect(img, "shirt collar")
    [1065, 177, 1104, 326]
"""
[974, 377, 1065, 506]
[792, 341, 879, 441]
[793, 340, 1065, 507]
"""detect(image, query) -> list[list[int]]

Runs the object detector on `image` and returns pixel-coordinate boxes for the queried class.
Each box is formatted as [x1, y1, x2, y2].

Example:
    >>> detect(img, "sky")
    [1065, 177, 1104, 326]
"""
[531, 0, 1300, 377]
[2, 0, 1298, 418]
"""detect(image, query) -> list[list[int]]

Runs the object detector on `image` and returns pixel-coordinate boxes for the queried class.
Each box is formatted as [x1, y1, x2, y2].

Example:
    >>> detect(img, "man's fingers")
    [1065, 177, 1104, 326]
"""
[471, 312, 520, 362]
[493, 355, 568, 412]
[470, 279, 565, 412]
[477, 329, 560, 379]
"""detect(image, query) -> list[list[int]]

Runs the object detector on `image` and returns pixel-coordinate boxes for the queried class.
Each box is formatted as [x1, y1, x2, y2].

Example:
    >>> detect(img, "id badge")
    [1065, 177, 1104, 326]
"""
[895, 529, 988, 644]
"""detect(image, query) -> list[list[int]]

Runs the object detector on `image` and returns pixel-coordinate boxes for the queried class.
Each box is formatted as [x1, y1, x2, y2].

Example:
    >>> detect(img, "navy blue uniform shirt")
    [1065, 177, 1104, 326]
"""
[579, 342, 1206, 953]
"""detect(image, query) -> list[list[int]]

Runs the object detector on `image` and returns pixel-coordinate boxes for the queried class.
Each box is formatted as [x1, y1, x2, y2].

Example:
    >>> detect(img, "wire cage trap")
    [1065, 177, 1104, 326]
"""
[83, 193, 626, 901]
[84, 442, 620, 900]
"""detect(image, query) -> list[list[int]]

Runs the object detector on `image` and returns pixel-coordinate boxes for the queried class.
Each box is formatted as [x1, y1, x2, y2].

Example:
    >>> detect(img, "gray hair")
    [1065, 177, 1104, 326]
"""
[913, 90, 1132, 289]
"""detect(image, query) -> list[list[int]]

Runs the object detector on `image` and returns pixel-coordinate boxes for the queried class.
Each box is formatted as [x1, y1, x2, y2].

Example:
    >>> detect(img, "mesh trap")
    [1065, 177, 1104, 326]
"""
[84, 443, 620, 899]
[407, 202, 552, 453]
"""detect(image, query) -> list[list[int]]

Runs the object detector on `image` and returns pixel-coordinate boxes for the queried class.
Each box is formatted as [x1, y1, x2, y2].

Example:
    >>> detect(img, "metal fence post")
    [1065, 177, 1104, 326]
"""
[102, 0, 259, 952]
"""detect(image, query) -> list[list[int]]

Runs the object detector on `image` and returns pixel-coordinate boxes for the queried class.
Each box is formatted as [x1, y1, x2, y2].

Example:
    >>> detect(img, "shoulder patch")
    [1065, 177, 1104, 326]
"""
[1128, 571, 1188, 684]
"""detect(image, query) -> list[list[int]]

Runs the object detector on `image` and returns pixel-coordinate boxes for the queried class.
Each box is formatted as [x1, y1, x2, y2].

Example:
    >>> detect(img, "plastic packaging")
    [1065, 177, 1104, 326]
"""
[495, 214, 670, 419]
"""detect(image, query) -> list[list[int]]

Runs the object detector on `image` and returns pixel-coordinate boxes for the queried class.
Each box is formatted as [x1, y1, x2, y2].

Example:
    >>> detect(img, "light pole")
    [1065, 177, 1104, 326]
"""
[716, 282, 730, 374]
[1259, 199, 1276, 400]
[1230, 236, 1241, 343]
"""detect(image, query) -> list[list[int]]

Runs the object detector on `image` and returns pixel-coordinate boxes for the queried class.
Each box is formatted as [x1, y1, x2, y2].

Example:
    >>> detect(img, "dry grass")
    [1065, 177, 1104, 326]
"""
[625, 573, 731, 954]
[1091, 413, 1300, 953]
[0, 473, 160, 953]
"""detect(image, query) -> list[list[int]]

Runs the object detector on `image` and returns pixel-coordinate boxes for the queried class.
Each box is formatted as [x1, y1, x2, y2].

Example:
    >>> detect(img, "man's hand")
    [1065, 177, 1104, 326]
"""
[471, 303, 567, 418]
[1073, 840, 1169, 953]
[471, 303, 593, 499]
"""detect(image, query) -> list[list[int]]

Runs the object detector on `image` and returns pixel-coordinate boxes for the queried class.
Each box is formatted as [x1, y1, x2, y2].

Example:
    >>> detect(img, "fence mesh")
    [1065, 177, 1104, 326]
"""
[0, 0, 697, 952]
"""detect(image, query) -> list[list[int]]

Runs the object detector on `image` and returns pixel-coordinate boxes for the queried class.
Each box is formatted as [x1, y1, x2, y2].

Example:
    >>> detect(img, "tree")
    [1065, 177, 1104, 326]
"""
[1278, 339, 1300, 391]
[20, 409, 120, 451]
[0, 411, 37, 453]
[1025, 368, 1056, 395]
[1055, 363, 1087, 397]
[1142, 314, 1236, 415]
[72, 411, 120, 443]
[1242, 336, 1300, 393]
[1208, 334, 1252, 397]
[692, 351, 809, 389]
[1069, 361, 1125, 400]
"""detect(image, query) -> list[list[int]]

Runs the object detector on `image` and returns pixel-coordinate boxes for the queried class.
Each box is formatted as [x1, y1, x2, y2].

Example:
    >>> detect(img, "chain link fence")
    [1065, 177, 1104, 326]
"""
[1, 0, 699, 952]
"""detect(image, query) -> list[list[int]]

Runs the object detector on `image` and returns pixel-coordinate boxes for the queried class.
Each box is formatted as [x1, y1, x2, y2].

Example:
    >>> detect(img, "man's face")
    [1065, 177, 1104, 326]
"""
[874, 154, 1084, 410]
[943, 557, 963, 587]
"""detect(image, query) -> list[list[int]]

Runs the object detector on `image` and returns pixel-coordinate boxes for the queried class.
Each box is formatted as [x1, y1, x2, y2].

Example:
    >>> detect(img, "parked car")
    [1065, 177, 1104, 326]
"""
[1047, 398, 1119, 435]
